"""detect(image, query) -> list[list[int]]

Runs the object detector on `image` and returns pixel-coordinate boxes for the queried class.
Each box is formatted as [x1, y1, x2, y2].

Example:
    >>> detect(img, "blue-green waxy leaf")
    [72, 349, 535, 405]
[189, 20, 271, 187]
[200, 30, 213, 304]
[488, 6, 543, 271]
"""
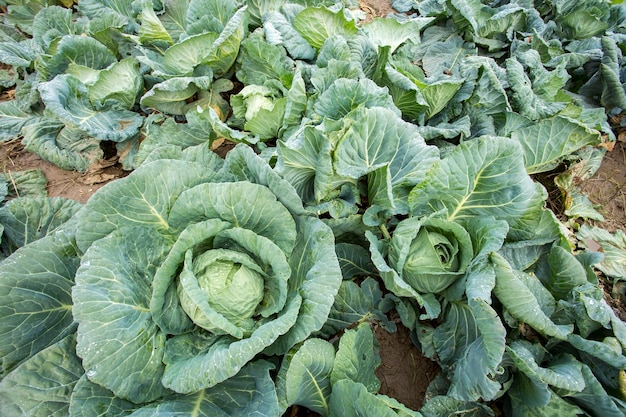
[313, 78, 399, 121]
[263, 10, 317, 60]
[506, 378, 585, 417]
[331, 323, 381, 393]
[0, 334, 83, 417]
[140, 76, 212, 115]
[329, 379, 424, 417]
[266, 215, 343, 355]
[507, 341, 586, 393]
[0, 169, 48, 199]
[534, 245, 589, 299]
[577, 225, 626, 281]
[409, 136, 543, 232]
[0, 231, 79, 379]
[492, 253, 573, 339]
[320, 278, 391, 337]
[162, 32, 220, 76]
[236, 33, 295, 87]
[185, 0, 238, 35]
[32, 5, 76, 49]
[21, 119, 103, 173]
[130, 361, 279, 417]
[362, 16, 432, 52]
[0, 101, 40, 141]
[38, 75, 144, 142]
[421, 395, 493, 417]
[334, 107, 439, 215]
[88, 57, 143, 111]
[77, 0, 137, 27]
[38, 35, 117, 81]
[74, 159, 219, 252]
[505, 57, 568, 120]
[0, 40, 39, 68]
[276, 125, 334, 207]
[567, 363, 625, 417]
[293, 6, 358, 50]
[69, 375, 138, 417]
[510, 116, 603, 174]
[436, 300, 506, 401]
[276, 338, 335, 416]
[0, 196, 81, 256]
[73, 226, 172, 403]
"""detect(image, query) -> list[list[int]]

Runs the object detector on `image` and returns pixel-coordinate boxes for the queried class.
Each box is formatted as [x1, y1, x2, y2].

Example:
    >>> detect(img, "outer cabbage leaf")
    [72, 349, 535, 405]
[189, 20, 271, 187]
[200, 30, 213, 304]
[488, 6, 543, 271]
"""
[505, 57, 568, 120]
[127, 361, 279, 417]
[0, 334, 83, 417]
[0, 230, 79, 378]
[491, 253, 573, 339]
[329, 379, 424, 417]
[276, 338, 335, 416]
[162, 32, 220, 76]
[0, 101, 41, 141]
[320, 278, 393, 337]
[0, 196, 81, 256]
[263, 9, 317, 60]
[334, 107, 439, 216]
[73, 226, 172, 403]
[37, 35, 117, 81]
[435, 300, 506, 401]
[69, 375, 138, 417]
[235, 33, 294, 88]
[362, 16, 432, 52]
[330, 323, 381, 393]
[21, 119, 103, 172]
[576, 225, 626, 281]
[276, 125, 335, 208]
[293, 6, 358, 50]
[313, 78, 399, 121]
[408, 136, 544, 239]
[0, 168, 48, 199]
[32, 5, 76, 49]
[136, 110, 217, 166]
[510, 116, 602, 175]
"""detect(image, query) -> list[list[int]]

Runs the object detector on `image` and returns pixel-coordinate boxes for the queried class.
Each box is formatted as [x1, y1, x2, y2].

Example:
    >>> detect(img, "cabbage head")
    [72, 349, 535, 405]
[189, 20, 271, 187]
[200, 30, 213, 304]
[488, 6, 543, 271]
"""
[389, 216, 473, 294]
[71, 145, 342, 401]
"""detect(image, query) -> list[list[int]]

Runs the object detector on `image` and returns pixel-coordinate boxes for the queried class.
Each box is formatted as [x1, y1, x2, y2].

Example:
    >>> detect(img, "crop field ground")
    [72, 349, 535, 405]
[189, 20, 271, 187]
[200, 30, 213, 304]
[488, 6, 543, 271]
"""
[1, 0, 626, 416]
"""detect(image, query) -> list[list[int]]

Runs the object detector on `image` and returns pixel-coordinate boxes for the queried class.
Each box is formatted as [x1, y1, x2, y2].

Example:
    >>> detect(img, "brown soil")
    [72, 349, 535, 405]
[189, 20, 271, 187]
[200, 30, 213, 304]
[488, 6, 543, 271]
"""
[578, 138, 626, 234]
[375, 324, 440, 410]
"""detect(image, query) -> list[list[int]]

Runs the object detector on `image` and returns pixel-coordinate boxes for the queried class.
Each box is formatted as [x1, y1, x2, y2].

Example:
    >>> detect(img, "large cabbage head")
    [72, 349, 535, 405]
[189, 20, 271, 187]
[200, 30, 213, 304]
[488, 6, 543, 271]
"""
[71, 145, 342, 401]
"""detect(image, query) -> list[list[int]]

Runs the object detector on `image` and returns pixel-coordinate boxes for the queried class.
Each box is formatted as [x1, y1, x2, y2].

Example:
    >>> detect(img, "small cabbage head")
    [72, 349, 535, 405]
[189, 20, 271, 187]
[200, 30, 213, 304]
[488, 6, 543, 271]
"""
[230, 85, 286, 140]
[71, 145, 342, 401]
[388, 217, 473, 294]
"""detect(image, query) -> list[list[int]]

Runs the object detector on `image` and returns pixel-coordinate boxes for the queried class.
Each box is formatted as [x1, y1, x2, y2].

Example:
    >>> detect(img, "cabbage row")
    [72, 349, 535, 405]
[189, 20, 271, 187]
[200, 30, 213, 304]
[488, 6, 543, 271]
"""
[1, 0, 626, 416]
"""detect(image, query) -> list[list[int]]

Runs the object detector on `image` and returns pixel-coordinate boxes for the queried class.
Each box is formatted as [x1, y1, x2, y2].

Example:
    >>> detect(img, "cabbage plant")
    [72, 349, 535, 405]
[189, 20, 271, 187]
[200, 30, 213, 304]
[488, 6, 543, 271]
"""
[0, 145, 343, 414]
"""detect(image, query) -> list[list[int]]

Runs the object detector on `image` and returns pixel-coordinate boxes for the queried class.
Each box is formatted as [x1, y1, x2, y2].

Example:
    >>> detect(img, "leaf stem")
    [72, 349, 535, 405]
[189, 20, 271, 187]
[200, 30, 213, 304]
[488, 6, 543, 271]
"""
[379, 223, 391, 240]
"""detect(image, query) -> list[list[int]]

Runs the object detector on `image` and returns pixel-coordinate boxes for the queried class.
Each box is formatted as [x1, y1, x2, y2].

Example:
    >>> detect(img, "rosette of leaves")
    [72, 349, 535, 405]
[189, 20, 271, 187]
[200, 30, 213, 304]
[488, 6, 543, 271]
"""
[69, 144, 342, 405]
